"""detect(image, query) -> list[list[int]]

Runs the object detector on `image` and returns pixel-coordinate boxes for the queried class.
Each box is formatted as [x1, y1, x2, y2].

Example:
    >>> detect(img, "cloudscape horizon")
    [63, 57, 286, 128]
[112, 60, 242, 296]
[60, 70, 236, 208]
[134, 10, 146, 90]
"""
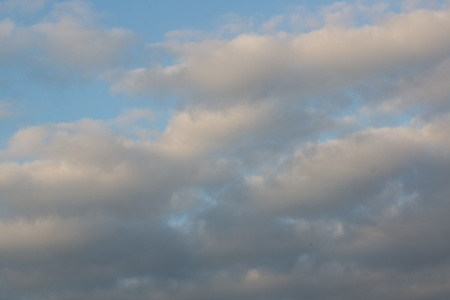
[1, 1, 450, 299]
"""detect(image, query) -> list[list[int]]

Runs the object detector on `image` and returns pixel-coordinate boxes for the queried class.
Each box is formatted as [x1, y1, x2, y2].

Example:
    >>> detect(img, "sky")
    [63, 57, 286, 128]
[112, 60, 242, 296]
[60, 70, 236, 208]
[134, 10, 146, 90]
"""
[1, 0, 450, 299]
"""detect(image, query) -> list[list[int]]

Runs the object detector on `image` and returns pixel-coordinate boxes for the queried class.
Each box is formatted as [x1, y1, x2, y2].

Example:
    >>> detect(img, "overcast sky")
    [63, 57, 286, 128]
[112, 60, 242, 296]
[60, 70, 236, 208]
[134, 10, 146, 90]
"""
[1, 0, 450, 299]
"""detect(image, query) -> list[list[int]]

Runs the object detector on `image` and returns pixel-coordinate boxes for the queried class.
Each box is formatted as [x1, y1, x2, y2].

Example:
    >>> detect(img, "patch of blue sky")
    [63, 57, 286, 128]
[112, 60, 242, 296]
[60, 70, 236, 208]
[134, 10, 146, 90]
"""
[166, 188, 217, 231]
[0, 66, 175, 144]
[382, 111, 417, 127]
[396, 192, 418, 206]
[94, 0, 276, 39]
[166, 213, 191, 232]
[279, 217, 297, 225]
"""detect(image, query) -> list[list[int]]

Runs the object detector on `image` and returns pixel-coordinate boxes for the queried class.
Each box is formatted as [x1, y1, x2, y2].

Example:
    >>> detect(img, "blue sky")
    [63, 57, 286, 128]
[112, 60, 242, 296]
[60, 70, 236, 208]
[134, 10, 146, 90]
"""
[1, 1, 450, 300]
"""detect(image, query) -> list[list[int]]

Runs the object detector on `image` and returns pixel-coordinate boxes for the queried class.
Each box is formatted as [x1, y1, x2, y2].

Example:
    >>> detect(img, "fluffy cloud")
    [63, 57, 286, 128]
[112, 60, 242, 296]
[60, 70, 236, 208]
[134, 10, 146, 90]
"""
[113, 7, 450, 115]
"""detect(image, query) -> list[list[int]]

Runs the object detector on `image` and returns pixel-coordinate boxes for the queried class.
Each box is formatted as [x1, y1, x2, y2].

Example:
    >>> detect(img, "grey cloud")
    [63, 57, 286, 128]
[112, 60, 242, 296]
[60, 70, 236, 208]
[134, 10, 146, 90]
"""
[2, 2, 450, 300]
[245, 117, 450, 216]
[378, 58, 450, 116]
[1, 111, 449, 300]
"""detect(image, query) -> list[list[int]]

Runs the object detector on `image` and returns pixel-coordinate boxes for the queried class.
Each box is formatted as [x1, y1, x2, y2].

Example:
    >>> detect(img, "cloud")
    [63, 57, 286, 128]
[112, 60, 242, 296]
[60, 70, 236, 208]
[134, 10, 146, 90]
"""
[378, 57, 450, 116]
[2, 1, 450, 300]
[1, 108, 450, 299]
[113, 7, 450, 115]
[0, 0, 137, 77]
[245, 116, 450, 216]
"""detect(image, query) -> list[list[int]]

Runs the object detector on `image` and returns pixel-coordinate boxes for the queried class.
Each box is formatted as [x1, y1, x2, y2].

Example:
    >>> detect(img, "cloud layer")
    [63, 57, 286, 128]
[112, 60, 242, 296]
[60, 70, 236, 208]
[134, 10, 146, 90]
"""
[1, 1, 450, 300]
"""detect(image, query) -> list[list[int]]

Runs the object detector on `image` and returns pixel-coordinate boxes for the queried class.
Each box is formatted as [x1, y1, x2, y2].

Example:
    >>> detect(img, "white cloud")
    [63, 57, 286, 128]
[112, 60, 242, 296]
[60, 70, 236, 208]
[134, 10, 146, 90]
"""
[0, 0, 137, 74]
[113, 8, 450, 114]
[156, 104, 270, 158]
